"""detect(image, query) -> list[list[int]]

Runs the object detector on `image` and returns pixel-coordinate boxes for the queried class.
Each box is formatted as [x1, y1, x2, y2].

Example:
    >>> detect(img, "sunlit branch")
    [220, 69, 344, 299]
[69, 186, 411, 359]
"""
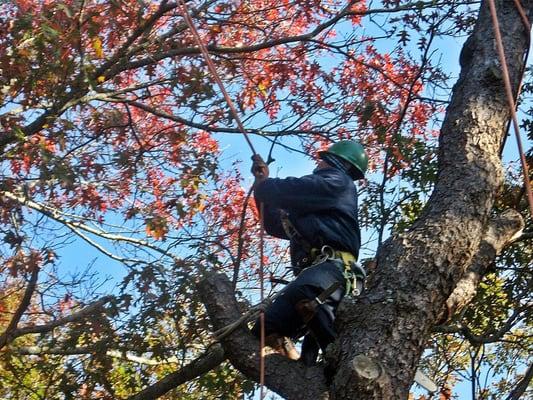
[0, 266, 39, 349]
[12, 345, 182, 365]
[64, 223, 151, 267]
[2, 191, 182, 265]
[1, 296, 113, 344]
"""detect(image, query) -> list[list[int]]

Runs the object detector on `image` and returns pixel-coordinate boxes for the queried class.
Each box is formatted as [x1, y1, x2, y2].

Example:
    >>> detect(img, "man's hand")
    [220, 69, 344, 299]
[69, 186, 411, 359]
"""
[251, 154, 269, 181]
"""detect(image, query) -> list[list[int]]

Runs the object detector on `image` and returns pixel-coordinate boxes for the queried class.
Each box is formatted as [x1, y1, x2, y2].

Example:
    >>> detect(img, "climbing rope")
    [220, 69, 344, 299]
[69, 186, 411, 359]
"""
[177, 1, 267, 396]
[258, 203, 266, 399]
[488, 0, 533, 217]
[177, 0, 258, 156]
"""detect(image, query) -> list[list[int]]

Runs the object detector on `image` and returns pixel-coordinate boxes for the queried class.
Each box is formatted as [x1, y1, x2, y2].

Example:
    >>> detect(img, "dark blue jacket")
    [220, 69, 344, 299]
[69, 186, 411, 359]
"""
[254, 167, 360, 267]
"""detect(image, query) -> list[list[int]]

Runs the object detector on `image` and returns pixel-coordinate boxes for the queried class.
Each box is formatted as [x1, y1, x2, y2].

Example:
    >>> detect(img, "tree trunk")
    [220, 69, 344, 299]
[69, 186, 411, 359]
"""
[200, 1, 531, 399]
[331, 1, 532, 398]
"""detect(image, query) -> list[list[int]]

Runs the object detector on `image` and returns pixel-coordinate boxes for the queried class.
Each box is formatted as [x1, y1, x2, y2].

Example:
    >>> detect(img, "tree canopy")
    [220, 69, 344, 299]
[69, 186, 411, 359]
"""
[0, 1, 531, 399]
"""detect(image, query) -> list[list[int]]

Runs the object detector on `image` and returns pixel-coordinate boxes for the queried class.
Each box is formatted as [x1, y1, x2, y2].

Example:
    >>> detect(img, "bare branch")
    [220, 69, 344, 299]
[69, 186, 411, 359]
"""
[0, 266, 40, 349]
[4, 296, 113, 342]
[119, 98, 322, 137]
[127, 345, 225, 400]
[12, 345, 182, 366]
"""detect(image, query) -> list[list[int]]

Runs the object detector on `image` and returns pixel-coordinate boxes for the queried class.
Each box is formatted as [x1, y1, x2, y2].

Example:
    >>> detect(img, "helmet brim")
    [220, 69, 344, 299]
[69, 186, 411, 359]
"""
[319, 151, 365, 180]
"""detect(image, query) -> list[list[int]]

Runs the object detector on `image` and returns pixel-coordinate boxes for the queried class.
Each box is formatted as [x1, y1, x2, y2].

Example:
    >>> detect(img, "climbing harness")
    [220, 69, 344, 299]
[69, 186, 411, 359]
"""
[312, 245, 366, 297]
[280, 210, 365, 296]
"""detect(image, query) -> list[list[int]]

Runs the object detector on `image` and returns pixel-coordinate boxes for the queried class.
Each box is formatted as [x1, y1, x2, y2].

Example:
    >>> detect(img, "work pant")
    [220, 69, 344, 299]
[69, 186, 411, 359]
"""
[250, 260, 345, 354]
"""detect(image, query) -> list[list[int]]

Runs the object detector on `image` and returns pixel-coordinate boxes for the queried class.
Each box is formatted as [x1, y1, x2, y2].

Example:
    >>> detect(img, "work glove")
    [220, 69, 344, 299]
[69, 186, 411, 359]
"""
[251, 154, 269, 179]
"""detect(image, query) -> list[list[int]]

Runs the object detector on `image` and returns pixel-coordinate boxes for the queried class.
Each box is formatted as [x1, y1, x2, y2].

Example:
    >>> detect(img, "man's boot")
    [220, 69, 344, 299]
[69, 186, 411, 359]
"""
[265, 333, 299, 360]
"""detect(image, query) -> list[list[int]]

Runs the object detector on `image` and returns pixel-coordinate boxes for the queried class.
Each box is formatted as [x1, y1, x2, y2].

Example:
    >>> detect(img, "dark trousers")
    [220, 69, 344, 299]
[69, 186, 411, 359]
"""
[251, 260, 345, 352]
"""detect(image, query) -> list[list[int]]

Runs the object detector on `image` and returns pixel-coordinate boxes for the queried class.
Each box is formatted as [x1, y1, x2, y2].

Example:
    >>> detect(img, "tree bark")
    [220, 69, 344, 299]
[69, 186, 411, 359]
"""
[332, 1, 532, 398]
[442, 209, 524, 322]
[199, 1, 532, 399]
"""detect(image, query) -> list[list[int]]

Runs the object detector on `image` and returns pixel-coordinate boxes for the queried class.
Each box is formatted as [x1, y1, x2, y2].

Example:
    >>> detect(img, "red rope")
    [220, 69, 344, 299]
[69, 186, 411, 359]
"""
[513, 0, 531, 32]
[177, 0, 257, 155]
[259, 203, 266, 399]
[177, 0, 266, 395]
[487, 0, 533, 217]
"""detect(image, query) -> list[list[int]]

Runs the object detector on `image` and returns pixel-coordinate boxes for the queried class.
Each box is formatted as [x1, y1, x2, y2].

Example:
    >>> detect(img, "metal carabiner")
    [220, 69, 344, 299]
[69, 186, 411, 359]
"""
[320, 245, 335, 260]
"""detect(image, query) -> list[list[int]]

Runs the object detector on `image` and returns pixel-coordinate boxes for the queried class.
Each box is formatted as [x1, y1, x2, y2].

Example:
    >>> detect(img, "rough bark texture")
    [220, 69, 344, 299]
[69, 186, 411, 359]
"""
[332, 1, 532, 398]
[199, 1, 532, 399]
[442, 209, 524, 321]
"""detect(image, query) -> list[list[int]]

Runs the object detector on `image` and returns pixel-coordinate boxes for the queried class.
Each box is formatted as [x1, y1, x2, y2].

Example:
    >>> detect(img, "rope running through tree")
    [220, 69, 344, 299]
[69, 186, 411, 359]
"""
[177, 1, 267, 397]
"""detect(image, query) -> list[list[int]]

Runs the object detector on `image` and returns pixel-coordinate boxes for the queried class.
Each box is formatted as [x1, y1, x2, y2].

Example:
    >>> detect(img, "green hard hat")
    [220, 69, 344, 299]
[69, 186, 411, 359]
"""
[320, 140, 368, 179]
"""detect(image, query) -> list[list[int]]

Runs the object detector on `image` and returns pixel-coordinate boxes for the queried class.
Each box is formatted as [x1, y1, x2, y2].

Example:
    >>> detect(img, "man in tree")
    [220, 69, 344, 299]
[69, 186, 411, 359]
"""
[250, 140, 368, 367]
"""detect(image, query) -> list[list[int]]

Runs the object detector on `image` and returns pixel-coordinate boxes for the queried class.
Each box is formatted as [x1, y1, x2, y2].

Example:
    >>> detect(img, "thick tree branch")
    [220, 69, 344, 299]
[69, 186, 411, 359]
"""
[505, 362, 533, 400]
[198, 271, 329, 400]
[127, 344, 225, 400]
[441, 209, 524, 322]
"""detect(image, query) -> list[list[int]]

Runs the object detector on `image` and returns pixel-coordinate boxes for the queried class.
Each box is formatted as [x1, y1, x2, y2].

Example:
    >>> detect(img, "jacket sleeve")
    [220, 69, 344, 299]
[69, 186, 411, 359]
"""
[259, 204, 289, 240]
[254, 171, 347, 213]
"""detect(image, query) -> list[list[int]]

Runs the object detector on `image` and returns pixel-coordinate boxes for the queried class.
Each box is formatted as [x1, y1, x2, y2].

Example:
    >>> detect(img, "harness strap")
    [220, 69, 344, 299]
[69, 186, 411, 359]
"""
[295, 282, 341, 324]
[279, 212, 365, 295]
[279, 210, 313, 254]
[313, 246, 366, 297]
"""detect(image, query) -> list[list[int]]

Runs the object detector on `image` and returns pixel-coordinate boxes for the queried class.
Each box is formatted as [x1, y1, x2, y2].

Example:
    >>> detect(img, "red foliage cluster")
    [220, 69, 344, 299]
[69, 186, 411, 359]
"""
[0, 0, 436, 275]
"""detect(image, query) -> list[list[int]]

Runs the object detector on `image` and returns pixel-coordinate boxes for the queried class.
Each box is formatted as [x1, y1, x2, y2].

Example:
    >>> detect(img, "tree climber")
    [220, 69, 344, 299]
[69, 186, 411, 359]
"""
[250, 140, 368, 368]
